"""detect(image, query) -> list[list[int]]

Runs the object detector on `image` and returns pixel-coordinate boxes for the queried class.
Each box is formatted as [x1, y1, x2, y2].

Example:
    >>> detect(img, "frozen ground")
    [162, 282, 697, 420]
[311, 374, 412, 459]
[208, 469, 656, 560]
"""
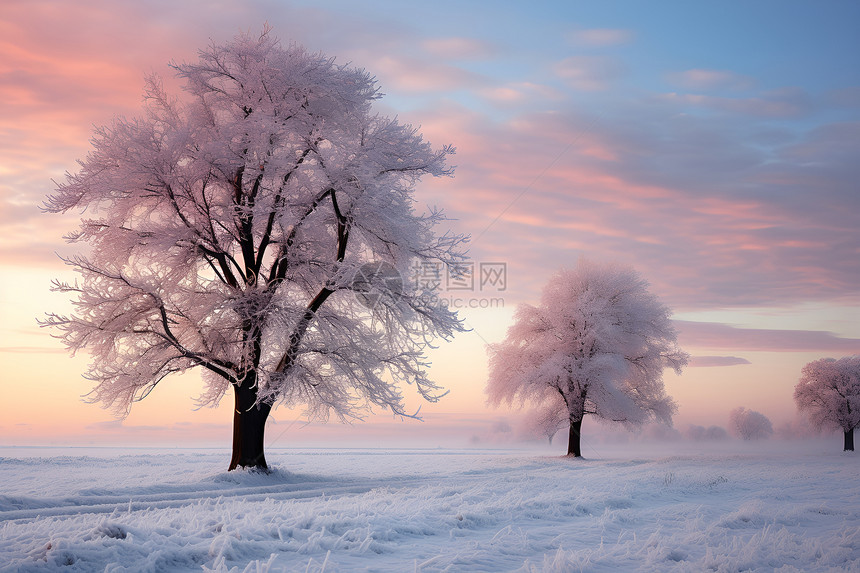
[1, 440, 858, 572]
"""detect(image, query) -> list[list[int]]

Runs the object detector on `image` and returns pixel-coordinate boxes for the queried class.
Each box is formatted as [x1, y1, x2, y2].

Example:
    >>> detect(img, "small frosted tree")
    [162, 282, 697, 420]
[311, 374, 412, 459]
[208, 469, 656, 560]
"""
[520, 399, 568, 445]
[794, 356, 860, 451]
[685, 424, 728, 441]
[487, 259, 687, 457]
[729, 407, 773, 441]
[41, 29, 467, 470]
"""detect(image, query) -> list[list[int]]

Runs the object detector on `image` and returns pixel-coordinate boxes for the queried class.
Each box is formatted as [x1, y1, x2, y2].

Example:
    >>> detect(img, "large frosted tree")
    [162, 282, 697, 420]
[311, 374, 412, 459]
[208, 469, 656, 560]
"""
[794, 356, 860, 451]
[42, 29, 467, 470]
[487, 259, 687, 457]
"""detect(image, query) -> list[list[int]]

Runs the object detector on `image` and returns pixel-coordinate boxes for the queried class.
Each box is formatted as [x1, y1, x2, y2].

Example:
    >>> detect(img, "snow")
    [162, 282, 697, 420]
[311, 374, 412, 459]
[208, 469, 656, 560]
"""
[1, 441, 859, 572]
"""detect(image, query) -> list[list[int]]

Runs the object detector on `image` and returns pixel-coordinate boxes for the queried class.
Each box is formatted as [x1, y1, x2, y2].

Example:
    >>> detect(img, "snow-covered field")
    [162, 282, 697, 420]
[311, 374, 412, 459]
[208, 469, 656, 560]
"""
[1, 441, 858, 572]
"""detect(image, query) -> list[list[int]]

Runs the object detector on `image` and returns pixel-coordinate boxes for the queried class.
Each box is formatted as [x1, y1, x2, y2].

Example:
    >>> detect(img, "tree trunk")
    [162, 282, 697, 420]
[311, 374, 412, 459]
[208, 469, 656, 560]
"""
[228, 376, 272, 471]
[567, 418, 583, 457]
[845, 428, 855, 452]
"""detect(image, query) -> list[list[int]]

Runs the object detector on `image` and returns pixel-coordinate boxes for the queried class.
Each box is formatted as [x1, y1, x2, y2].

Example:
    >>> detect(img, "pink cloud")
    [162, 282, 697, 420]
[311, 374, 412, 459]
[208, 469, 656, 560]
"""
[667, 69, 755, 92]
[421, 37, 497, 60]
[568, 28, 634, 47]
[676, 321, 860, 352]
[478, 82, 564, 106]
[414, 100, 860, 308]
[553, 56, 626, 91]
[688, 356, 752, 367]
[371, 55, 487, 93]
[659, 89, 811, 118]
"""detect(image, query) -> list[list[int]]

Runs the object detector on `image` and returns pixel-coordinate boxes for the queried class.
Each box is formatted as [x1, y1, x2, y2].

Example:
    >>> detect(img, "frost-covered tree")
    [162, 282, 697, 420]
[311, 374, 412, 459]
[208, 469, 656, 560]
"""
[729, 407, 773, 441]
[794, 356, 860, 451]
[41, 29, 467, 471]
[685, 424, 728, 441]
[487, 259, 687, 457]
[520, 399, 568, 445]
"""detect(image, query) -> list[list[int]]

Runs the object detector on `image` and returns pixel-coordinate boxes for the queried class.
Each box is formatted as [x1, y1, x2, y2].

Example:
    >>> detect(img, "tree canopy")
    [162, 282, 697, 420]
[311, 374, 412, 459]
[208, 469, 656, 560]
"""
[42, 28, 468, 469]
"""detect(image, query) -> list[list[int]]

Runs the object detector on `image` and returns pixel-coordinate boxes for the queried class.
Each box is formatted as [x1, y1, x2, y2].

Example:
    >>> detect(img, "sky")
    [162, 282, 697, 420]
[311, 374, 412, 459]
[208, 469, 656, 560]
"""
[1, 0, 859, 448]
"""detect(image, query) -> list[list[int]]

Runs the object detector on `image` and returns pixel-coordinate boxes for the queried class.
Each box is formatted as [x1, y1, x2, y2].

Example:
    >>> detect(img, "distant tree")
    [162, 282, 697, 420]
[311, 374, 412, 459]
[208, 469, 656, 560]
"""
[41, 29, 467, 471]
[520, 399, 568, 445]
[794, 356, 860, 451]
[641, 423, 682, 441]
[729, 407, 773, 440]
[685, 424, 728, 441]
[486, 259, 687, 457]
[775, 417, 825, 440]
